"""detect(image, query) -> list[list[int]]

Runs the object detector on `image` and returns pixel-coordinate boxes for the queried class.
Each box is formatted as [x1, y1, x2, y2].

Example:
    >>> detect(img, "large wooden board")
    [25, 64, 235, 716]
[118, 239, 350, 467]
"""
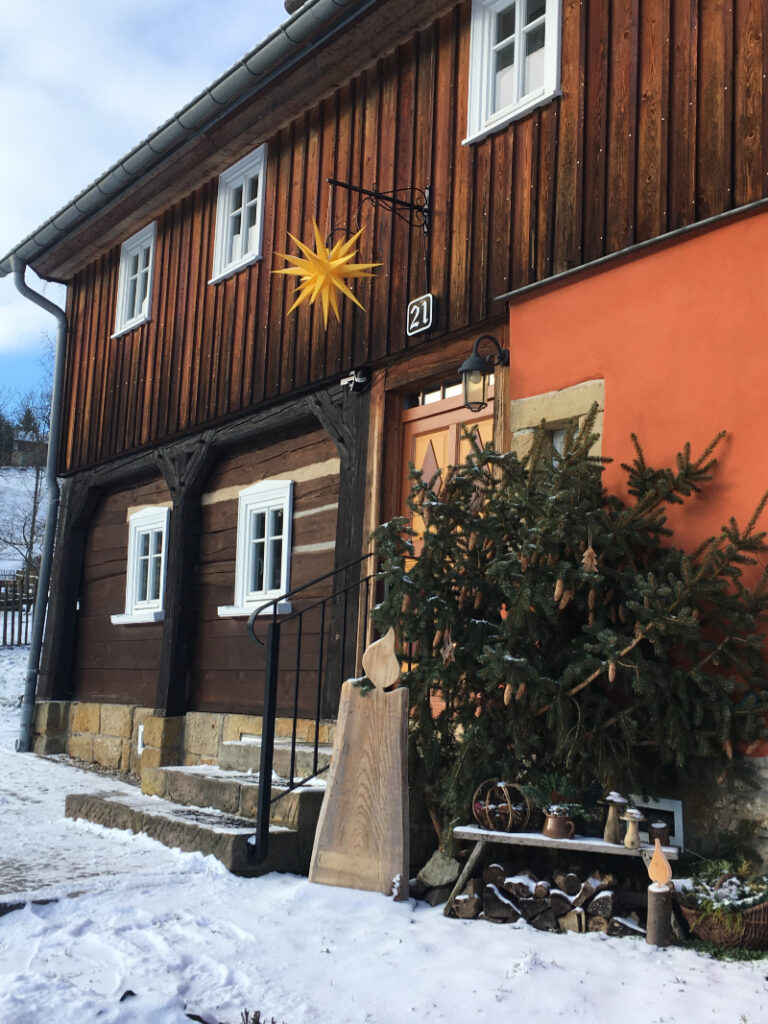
[309, 666, 409, 898]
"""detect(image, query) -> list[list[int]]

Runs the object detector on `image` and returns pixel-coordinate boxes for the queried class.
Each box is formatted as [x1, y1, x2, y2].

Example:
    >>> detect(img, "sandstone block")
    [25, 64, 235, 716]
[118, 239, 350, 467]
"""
[184, 712, 222, 758]
[71, 702, 101, 735]
[32, 734, 67, 755]
[68, 732, 93, 761]
[119, 739, 131, 773]
[100, 704, 135, 739]
[34, 700, 71, 734]
[93, 735, 123, 770]
[222, 714, 263, 744]
[140, 765, 168, 797]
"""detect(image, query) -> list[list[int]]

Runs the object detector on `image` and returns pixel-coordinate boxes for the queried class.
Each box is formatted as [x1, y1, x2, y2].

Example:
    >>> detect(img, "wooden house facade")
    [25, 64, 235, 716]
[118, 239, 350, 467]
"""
[4, 0, 768, 789]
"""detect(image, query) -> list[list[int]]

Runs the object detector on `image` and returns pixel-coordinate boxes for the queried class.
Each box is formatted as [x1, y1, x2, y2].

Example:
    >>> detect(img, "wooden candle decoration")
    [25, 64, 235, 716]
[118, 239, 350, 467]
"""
[646, 839, 673, 947]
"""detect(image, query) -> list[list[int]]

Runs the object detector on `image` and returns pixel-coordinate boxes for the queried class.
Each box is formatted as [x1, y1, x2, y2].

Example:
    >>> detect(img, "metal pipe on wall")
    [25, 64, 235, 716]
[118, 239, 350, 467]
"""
[10, 258, 67, 753]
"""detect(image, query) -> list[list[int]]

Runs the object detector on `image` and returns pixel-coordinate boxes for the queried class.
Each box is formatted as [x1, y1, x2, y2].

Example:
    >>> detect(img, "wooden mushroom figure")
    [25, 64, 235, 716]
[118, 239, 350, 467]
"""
[621, 807, 645, 849]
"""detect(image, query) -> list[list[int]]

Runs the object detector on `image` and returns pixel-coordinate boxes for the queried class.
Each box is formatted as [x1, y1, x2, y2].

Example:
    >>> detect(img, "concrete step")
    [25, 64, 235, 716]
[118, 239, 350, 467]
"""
[65, 790, 313, 877]
[218, 736, 333, 779]
[149, 764, 324, 833]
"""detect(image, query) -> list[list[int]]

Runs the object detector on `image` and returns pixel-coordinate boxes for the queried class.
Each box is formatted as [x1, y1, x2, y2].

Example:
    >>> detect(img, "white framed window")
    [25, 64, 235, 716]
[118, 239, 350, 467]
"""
[111, 506, 169, 624]
[218, 479, 293, 618]
[113, 222, 156, 337]
[210, 144, 267, 283]
[466, 0, 561, 143]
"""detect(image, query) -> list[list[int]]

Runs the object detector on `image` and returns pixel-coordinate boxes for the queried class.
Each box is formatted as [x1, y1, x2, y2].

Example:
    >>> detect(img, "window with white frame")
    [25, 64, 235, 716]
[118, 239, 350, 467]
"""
[113, 222, 156, 336]
[466, 0, 561, 142]
[210, 144, 267, 282]
[217, 479, 293, 618]
[110, 506, 169, 624]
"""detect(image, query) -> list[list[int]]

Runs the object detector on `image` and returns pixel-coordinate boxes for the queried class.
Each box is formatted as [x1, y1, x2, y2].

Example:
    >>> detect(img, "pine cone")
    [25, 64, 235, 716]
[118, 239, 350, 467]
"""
[554, 579, 565, 602]
[608, 661, 617, 683]
[504, 683, 514, 706]
[582, 546, 598, 572]
[432, 629, 443, 650]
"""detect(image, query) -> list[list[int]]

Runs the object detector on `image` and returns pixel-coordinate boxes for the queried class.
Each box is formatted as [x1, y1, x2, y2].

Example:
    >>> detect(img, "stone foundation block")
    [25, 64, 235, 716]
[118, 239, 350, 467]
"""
[222, 714, 263, 744]
[93, 735, 123, 770]
[100, 704, 135, 739]
[68, 733, 93, 761]
[34, 701, 71, 735]
[32, 734, 67, 755]
[140, 765, 168, 797]
[71, 702, 100, 735]
[184, 712, 223, 759]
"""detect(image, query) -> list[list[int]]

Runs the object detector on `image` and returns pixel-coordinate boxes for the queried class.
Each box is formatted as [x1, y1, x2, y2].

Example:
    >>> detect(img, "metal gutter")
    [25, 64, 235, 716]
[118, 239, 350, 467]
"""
[493, 195, 768, 305]
[10, 259, 67, 753]
[0, 0, 371, 279]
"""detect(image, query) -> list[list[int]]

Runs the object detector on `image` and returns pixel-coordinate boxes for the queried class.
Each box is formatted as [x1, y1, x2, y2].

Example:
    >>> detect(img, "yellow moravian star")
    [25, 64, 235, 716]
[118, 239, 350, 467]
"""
[273, 219, 380, 327]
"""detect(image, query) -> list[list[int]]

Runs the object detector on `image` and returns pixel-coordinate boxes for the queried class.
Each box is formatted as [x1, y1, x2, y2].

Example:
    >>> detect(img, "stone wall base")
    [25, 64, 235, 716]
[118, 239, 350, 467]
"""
[31, 700, 335, 781]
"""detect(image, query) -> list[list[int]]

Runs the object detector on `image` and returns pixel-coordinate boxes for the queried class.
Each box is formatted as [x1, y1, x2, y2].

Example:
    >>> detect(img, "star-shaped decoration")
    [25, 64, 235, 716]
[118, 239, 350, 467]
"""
[273, 219, 381, 327]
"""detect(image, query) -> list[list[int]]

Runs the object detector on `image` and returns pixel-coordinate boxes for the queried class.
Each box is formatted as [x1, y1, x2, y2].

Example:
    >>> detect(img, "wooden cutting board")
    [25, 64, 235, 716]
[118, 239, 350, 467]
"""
[309, 628, 409, 898]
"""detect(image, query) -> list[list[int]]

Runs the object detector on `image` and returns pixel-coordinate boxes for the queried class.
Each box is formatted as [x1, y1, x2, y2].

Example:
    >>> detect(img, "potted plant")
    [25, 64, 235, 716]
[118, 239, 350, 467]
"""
[677, 861, 768, 949]
[519, 774, 590, 840]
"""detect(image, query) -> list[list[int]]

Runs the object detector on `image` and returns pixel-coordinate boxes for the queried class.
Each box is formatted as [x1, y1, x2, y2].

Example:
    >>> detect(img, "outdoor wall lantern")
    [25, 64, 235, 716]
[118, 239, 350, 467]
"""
[458, 335, 510, 412]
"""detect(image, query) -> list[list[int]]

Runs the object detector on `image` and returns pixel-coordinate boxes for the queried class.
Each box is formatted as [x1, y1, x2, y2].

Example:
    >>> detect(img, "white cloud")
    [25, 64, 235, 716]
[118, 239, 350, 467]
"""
[0, 0, 289, 381]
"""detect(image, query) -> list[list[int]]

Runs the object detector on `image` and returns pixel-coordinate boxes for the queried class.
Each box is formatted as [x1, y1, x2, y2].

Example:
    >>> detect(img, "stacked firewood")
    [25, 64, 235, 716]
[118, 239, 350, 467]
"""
[452, 861, 645, 937]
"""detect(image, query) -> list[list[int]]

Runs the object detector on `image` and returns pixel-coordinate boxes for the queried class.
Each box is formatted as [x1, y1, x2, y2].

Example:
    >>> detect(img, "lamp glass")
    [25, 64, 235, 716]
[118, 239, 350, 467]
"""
[462, 368, 488, 412]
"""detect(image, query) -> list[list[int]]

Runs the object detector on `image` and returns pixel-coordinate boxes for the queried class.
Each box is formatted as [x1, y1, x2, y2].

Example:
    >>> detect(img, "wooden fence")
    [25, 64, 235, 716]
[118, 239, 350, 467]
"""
[0, 575, 37, 647]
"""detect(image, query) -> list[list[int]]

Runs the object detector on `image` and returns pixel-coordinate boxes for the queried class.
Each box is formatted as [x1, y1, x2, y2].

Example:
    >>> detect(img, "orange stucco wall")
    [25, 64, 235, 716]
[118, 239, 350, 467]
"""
[508, 207, 768, 557]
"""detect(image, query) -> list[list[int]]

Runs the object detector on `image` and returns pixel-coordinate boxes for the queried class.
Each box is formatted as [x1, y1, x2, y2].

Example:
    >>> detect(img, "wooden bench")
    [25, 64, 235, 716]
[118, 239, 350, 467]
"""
[444, 824, 680, 917]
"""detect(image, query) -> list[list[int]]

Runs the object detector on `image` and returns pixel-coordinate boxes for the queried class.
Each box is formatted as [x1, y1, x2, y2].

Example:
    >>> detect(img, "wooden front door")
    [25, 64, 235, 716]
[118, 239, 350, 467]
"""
[400, 388, 494, 533]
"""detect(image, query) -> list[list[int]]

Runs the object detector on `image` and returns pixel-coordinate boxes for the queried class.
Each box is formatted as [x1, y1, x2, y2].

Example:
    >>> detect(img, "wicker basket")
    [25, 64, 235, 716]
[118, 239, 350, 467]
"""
[678, 901, 768, 950]
[472, 779, 531, 832]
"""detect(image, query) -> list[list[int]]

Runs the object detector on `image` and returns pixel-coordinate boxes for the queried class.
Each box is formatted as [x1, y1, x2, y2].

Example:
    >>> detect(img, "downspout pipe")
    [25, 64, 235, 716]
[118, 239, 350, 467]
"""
[10, 257, 67, 753]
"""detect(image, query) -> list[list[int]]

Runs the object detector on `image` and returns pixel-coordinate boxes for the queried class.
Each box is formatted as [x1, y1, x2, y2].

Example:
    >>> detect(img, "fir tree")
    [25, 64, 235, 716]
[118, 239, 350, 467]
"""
[371, 407, 768, 848]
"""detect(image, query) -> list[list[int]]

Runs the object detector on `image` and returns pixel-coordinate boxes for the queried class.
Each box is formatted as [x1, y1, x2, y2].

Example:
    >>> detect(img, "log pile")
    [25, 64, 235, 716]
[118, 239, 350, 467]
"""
[451, 861, 646, 937]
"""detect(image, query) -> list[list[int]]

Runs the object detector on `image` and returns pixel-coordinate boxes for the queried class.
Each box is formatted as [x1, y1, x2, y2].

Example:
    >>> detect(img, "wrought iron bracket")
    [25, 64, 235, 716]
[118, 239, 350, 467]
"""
[327, 177, 430, 234]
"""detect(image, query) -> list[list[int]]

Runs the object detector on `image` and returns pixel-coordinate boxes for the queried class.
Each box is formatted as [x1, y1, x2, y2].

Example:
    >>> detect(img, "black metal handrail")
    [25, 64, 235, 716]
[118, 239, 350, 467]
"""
[247, 552, 379, 862]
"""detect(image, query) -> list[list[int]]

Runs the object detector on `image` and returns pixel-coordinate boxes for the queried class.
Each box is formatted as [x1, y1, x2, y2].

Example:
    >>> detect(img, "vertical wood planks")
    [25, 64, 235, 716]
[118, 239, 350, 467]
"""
[59, 0, 768, 473]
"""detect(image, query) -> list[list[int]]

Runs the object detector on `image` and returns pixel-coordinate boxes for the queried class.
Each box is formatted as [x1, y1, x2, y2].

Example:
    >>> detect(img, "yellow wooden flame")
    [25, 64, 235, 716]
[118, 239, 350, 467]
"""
[647, 838, 673, 886]
[273, 220, 380, 327]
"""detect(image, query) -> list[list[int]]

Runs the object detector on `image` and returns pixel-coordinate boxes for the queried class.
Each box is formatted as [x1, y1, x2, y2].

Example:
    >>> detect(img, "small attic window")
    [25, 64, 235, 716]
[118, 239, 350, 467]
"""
[210, 144, 267, 283]
[113, 222, 156, 337]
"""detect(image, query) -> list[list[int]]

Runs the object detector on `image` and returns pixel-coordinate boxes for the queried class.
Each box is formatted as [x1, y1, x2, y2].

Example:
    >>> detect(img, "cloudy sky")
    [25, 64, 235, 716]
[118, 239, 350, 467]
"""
[0, 0, 290, 401]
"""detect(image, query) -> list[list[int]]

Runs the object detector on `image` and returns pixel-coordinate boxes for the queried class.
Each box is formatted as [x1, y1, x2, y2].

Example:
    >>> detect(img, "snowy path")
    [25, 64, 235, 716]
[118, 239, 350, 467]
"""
[0, 648, 767, 1024]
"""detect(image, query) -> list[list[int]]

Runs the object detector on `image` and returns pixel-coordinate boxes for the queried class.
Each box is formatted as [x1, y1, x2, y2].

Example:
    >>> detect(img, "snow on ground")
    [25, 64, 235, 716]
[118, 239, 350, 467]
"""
[0, 648, 767, 1024]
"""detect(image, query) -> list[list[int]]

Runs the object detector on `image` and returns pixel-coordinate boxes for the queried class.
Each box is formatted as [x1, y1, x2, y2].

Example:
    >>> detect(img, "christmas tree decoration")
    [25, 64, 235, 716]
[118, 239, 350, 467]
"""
[372, 407, 768, 847]
[273, 220, 380, 326]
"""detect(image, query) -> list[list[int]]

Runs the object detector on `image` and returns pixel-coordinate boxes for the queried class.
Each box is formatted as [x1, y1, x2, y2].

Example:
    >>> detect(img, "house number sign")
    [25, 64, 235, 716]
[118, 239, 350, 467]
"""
[406, 293, 434, 336]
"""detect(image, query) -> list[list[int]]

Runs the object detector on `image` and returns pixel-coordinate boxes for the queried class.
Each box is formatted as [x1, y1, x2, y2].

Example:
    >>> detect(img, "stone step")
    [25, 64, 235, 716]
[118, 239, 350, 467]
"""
[65, 790, 314, 877]
[149, 764, 324, 833]
[218, 736, 333, 779]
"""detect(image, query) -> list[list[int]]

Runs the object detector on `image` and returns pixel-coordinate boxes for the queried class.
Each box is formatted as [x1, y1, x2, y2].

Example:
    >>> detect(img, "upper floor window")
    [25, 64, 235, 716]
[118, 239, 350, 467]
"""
[210, 144, 267, 283]
[466, 0, 561, 142]
[111, 505, 169, 625]
[217, 479, 293, 618]
[113, 222, 156, 337]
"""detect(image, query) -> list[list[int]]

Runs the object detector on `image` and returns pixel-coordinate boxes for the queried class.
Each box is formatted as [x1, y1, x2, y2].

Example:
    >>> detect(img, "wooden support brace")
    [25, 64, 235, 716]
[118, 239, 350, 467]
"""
[443, 840, 488, 917]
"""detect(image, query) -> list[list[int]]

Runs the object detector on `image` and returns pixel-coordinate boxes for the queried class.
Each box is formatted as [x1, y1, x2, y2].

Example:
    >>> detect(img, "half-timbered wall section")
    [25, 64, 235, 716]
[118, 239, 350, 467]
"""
[190, 428, 340, 717]
[71, 476, 171, 706]
[59, 0, 768, 472]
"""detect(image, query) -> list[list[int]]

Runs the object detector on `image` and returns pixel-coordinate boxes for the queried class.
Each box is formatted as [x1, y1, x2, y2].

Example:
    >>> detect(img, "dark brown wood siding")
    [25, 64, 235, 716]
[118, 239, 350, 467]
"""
[71, 477, 170, 706]
[189, 428, 339, 716]
[60, 0, 768, 472]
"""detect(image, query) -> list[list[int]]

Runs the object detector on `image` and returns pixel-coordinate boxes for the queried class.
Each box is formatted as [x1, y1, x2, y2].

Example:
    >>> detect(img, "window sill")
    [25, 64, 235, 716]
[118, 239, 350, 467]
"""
[111, 314, 151, 340]
[110, 610, 165, 625]
[208, 252, 262, 286]
[463, 89, 560, 146]
[217, 601, 293, 619]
